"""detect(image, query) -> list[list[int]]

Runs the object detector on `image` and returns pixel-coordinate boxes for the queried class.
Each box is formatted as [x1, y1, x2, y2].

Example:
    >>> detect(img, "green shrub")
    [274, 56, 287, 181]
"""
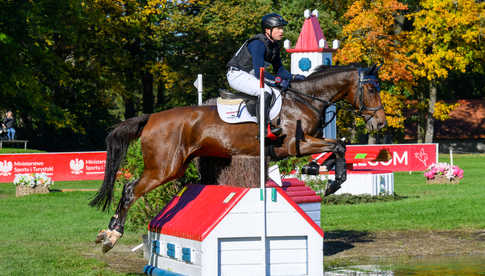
[115, 140, 200, 231]
[322, 193, 407, 205]
[271, 156, 310, 176]
[305, 176, 329, 194]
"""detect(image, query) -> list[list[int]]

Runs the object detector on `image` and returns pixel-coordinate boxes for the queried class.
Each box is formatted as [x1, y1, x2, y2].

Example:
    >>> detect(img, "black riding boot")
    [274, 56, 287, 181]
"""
[256, 92, 281, 139]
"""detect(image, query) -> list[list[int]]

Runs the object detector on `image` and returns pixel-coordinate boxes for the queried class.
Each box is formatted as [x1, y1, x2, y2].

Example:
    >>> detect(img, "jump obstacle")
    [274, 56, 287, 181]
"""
[143, 181, 323, 276]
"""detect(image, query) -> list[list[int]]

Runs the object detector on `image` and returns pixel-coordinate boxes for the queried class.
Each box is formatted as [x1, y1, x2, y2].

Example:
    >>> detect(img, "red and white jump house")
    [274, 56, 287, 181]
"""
[308, 148, 394, 196]
[144, 182, 323, 276]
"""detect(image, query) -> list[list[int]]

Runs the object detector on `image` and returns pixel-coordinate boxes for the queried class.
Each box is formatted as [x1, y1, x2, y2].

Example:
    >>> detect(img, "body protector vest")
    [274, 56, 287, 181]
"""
[227, 33, 281, 73]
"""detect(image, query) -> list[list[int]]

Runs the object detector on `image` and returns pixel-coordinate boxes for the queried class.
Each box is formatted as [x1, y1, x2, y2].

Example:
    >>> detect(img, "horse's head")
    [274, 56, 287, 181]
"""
[289, 64, 387, 132]
[352, 65, 387, 132]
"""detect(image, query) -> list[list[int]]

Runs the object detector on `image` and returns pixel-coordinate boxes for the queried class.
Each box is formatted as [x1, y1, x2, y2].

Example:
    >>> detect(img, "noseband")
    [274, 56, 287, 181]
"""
[355, 70, 384, 122]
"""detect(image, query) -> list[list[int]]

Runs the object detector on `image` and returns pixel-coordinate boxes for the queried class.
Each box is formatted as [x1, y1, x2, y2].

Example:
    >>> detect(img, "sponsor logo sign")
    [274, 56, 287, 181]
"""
[0, 152, 106, 182]
[347, 143, 438, 171]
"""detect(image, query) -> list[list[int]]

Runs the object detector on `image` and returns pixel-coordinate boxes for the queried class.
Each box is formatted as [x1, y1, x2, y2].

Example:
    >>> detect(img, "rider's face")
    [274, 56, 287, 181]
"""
[266, 27, 284, 41]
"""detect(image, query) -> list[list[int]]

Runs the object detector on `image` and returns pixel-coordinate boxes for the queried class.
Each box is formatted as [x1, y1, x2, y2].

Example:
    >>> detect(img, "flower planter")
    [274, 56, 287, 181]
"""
[424, 163, 463, 184]
[16, 185, 50, 197]
[426, 175, 460, 184]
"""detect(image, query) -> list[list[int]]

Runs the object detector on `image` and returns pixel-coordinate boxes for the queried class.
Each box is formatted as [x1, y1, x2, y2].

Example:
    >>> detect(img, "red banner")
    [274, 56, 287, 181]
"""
[0, 143, 438, 183]
[345, 143, 438, 171]
[0, 152, 107, 182]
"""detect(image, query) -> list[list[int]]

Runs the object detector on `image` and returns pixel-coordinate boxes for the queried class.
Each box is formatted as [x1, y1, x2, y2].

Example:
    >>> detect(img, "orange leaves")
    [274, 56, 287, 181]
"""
[334, 0, 413, 84]
[380, 91, 405, 128]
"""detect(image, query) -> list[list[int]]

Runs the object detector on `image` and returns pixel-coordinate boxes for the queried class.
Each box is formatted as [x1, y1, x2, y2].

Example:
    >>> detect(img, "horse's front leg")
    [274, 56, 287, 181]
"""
[288, 135, 346, 195]
[286, 134, 338, 156]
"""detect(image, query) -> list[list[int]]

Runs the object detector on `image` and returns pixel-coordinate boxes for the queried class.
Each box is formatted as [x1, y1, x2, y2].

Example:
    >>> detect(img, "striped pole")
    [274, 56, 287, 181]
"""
[259, 67, 267, 274]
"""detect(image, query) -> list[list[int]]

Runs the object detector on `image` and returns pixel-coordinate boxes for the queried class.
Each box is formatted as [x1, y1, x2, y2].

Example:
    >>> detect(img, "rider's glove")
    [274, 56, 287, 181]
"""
[275, 77, 290, 91]
[292, 74, 306, 81]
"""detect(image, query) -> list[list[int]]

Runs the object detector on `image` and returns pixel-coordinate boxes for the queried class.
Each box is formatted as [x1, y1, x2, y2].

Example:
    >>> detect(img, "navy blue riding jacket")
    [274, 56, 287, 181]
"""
[227, 33, 291, 86]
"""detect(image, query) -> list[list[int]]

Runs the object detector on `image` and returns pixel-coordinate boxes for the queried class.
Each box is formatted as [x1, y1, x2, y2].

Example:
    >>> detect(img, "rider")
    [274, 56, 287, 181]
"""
[227, 13, 305, 139]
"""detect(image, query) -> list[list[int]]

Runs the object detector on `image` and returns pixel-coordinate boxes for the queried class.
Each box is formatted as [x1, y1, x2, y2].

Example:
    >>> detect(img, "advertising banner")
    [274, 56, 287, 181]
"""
[0, 143, 438, 183]
[0, 152, 107, 182]
[345, 143, 438, 172]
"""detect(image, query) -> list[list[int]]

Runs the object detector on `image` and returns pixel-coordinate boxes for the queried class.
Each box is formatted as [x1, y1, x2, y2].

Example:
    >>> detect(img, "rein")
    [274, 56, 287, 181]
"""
[284, 87, 335, 131]
[285, 87, 330, 114]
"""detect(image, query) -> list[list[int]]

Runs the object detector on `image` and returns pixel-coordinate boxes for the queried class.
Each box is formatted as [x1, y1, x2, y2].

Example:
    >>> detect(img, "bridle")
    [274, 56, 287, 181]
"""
[283, 68, 384, 127]
[354, 69, 384, 123]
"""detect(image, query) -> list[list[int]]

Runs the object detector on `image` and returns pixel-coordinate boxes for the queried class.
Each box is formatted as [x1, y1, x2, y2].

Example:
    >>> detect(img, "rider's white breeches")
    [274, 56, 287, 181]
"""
[227, 68, 273, 97]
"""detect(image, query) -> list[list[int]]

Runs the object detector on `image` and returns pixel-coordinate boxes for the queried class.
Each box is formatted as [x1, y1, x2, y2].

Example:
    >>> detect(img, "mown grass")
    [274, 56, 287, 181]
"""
[0, 147, 46, 154]
[0, 181, 144, 275]
[322, 153, 485, 231]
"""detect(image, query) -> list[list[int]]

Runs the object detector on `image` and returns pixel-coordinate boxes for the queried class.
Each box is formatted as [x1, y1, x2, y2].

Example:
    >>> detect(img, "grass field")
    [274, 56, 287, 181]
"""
[323, 153, 485, 231]
[0, 147, 46, 154]
[0, 153, 484, 275]
[0, 181, 144, 275]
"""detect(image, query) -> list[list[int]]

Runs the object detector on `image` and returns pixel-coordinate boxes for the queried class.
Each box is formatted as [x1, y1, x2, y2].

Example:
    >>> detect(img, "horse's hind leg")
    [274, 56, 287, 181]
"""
[97, 155, 189, 253]
[95, 178, 139, 253]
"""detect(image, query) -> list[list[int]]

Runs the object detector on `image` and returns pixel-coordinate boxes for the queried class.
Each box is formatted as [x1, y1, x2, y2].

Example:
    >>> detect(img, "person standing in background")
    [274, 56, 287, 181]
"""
[3, 111, 16, 140]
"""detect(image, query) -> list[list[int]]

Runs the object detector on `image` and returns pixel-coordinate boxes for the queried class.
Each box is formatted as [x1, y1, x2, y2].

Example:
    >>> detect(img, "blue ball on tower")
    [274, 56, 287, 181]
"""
[298, 57, 312, 71]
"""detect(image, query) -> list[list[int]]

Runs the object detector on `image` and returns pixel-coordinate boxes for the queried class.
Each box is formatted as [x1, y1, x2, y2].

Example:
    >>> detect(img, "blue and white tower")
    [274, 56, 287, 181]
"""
[284, 9, 339, 139]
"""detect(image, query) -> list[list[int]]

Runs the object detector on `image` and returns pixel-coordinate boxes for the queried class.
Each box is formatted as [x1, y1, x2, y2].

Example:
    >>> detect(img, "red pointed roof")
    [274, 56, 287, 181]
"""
[148, 183, 323, 240]
[286, 15, 334, 53]
[148, 185, 249, 241]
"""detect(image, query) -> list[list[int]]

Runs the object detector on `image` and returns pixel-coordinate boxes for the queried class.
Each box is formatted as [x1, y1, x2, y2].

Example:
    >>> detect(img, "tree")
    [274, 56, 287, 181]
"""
[0, 0, 117, 150]
[332, 0, 413, 143]
[406, 0, 485, 142]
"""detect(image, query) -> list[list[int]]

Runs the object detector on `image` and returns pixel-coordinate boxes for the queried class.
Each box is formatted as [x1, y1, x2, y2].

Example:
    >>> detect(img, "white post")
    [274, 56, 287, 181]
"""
[259, 67, 267, 274]
[450, 146, 454, 167]
[193, 74, 203, 105]
[448, 146, 454, 178]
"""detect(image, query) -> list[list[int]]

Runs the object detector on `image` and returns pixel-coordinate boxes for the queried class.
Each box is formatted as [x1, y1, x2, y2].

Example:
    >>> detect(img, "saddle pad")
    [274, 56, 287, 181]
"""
[216, 90, 282, 124]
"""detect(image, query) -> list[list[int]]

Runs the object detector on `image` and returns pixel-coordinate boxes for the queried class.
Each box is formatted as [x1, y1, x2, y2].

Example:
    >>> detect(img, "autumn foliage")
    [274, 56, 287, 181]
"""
[407, 0, 485, 81]
[334, 0, 413, 83]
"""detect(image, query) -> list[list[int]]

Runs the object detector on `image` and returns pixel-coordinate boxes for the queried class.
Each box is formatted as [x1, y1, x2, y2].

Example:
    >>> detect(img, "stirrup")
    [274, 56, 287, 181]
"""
[266, 124, 281, 140]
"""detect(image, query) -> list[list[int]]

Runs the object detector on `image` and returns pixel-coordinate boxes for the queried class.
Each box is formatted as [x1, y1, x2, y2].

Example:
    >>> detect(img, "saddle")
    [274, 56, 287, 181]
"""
[216, 88, 282, 124]
[218, 89, 277, 117]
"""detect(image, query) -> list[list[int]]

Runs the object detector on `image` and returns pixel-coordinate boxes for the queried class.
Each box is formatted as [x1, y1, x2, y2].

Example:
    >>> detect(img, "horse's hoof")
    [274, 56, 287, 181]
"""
[102, 239, 114, 253]
[100, 230, 122, 253]
[95, 230, 107, 244]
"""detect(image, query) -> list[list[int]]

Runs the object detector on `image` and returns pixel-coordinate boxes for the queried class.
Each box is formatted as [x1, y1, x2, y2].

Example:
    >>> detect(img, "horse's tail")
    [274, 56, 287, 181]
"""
[89, 114, 151, 211]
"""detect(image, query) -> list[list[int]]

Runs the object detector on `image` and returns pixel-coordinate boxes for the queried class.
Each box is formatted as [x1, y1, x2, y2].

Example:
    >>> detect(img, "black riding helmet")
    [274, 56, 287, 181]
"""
[261, 13, 288, 33]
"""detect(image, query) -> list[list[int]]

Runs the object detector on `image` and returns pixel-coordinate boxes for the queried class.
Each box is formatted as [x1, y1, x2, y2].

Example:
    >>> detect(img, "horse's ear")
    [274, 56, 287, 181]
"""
[375, 64, 383, 75]
[369, 64, 377, 75]
[367, 64, 383, 76]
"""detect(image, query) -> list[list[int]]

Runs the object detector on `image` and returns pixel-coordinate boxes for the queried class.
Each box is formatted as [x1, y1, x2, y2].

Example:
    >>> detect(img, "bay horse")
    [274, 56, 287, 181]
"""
[90, 65, 387, 252]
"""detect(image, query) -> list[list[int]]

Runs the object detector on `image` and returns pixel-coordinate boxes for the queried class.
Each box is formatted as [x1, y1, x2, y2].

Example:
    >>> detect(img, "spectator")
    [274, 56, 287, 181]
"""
[3, 111, 16, 140]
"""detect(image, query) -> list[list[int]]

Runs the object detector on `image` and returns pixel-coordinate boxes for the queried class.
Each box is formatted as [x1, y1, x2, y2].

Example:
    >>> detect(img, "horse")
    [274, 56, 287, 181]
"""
[90, 64, 387, 253]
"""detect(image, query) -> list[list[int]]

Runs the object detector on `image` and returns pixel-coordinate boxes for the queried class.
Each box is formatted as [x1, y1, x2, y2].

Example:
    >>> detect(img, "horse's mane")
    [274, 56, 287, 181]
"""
[304, 64, 358, 81]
